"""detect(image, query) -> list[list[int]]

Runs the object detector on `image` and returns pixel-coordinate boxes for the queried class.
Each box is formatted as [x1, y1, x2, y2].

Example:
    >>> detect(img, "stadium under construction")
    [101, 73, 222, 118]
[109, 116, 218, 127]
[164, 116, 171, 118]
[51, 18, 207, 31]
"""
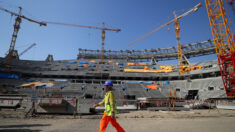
[0, 39, 233, 115]
[0, 0, 235, 117]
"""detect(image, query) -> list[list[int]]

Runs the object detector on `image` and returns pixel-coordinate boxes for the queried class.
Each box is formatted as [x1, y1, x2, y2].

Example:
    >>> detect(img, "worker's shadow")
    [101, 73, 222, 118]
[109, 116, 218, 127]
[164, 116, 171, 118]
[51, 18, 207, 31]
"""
[0, 124, 50, 131]
[0, 124, 50, 128]
[0, 129, 41, 132]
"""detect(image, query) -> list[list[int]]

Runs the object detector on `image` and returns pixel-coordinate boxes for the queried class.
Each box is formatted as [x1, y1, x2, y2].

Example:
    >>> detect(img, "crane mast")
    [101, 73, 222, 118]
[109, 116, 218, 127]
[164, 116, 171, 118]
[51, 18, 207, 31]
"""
[205, 0, 235, 97]
[173, 11, 184, 74]
[101, 29, 106, 64]
[6, 7, 22, 65]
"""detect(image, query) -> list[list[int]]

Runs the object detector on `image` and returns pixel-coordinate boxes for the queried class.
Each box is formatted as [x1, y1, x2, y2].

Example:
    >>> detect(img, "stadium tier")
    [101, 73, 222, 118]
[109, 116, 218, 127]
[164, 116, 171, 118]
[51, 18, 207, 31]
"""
[0, 40, 224, 101]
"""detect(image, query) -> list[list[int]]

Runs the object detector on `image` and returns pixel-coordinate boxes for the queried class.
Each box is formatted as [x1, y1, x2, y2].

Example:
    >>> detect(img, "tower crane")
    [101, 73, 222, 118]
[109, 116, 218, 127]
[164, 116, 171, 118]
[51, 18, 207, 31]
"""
[44, 21, 121, 64]
[205, 0, 235, 97]
[18, 43, 36, 57]
[128, 3, 202, 74]
[0, 7, 46, 67]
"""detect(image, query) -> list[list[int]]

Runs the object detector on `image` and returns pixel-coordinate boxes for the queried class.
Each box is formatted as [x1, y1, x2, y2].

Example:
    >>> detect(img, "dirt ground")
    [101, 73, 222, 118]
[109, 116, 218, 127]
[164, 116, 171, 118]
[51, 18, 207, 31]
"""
[0, 109, 235, 132]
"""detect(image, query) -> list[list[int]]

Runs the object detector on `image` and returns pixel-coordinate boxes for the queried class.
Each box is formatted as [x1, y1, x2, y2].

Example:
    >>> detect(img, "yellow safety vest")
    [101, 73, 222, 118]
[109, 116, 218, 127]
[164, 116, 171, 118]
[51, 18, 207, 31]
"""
[99, 91, 117, 116]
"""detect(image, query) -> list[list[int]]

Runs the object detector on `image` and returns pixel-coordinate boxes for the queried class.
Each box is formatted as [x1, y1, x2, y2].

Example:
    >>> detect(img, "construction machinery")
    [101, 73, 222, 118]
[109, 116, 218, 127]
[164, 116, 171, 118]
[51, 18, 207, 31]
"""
[18, 43, 36, 57]
[128, 3, 202, 74]
[0, 7, 46, 67]
[44, 21, 121, 64]
[205, 0, 235, 97]
[5, 43, 36, 60]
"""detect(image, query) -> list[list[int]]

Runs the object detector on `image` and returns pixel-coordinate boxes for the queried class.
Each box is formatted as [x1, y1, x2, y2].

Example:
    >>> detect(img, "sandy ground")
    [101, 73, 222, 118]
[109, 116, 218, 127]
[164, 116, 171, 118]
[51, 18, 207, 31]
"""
[0, 109, 235, 132]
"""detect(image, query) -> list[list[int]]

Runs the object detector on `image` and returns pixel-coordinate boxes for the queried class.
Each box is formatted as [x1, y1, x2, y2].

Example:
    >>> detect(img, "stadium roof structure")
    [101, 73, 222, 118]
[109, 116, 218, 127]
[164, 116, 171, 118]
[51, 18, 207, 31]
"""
[78, 40, 215, 61]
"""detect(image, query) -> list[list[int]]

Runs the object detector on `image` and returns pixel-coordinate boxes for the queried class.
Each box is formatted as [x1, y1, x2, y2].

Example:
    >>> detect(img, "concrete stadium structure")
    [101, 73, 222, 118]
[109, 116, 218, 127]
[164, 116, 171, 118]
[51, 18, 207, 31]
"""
[0, 40, 227, 114]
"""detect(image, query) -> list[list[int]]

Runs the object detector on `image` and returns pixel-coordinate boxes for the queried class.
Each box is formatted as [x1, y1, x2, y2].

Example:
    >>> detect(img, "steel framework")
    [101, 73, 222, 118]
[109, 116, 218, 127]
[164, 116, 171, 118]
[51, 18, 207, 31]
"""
[78, 40, 215, 61]
[205, 0, 235, 97]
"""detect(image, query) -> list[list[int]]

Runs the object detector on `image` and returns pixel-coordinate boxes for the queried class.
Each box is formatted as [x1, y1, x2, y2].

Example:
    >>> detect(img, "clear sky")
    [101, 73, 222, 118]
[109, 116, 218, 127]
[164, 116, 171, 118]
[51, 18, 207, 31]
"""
[0, 0, 234, 64]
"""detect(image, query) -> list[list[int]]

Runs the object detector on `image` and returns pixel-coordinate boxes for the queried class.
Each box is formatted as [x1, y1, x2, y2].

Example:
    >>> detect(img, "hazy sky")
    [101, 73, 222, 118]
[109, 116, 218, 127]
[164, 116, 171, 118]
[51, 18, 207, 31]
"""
[0, 0, 234, 64]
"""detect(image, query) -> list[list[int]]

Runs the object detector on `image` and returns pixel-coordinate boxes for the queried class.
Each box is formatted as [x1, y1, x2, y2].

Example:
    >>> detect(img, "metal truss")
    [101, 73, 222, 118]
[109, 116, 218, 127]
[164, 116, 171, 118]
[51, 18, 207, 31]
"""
[78, 40, 215, 61]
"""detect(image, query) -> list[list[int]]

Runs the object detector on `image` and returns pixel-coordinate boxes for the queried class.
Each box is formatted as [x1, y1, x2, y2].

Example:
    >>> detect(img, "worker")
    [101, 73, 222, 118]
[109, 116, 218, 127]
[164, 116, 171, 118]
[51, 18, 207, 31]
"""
[145, 86, 149, 91]
[94, 80, 125, 132]
[122, 86, 126, 91]
[81, 85, 85, 91]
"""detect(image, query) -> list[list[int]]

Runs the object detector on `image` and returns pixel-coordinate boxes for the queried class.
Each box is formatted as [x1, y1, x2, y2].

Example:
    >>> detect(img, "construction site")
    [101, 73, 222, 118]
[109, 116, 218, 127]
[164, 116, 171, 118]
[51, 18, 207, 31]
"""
[0, 0, 235, 132]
